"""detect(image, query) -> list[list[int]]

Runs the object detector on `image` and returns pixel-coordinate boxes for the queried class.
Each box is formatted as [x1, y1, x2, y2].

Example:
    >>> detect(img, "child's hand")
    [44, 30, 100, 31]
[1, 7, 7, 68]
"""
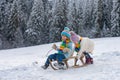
[63, 48, 70, 53]
[52, 44, 57, 50]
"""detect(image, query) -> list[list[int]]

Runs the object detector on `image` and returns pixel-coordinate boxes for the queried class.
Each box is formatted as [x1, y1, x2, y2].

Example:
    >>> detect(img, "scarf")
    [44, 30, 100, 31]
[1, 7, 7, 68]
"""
[75, 40, 81, 52]
[75, 37, 82, 52]
[58, 39, 70, 53]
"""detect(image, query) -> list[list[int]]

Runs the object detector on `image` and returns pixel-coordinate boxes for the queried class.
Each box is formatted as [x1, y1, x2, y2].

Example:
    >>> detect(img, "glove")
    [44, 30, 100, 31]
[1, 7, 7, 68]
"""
[63, 48, 70, 53]
[52, 44, 57, 50]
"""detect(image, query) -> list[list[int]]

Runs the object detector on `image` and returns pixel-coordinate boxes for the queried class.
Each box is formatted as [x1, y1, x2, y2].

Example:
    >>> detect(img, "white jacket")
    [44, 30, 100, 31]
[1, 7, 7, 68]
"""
[77, 37, 94, 59]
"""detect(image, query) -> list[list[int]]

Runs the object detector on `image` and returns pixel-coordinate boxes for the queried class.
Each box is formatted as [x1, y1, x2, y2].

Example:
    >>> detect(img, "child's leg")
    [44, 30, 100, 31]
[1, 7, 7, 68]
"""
[42, 53, 58, 69]
[56, 54, 66, 64]
[74, 57, 78, 66]
[80, 53, 85, 65]
[45, 53, 57, 66]
[83, 52, 93, 64]
[83, 52, 91, 58]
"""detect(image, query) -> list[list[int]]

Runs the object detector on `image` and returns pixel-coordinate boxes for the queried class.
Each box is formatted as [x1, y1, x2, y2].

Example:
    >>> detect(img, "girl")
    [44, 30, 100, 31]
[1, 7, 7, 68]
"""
[70, 31, 94, 66]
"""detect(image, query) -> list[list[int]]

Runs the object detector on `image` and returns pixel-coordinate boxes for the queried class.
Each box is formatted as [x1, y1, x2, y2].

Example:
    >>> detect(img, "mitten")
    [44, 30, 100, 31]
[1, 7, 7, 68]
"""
[63, 48, 70, 53]
[52, 44, 57, 50]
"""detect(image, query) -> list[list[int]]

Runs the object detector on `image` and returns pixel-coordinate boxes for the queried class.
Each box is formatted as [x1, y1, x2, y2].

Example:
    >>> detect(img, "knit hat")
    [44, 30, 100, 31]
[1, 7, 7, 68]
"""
[70, 31, 80, 43]
[61, 27, 71, 38]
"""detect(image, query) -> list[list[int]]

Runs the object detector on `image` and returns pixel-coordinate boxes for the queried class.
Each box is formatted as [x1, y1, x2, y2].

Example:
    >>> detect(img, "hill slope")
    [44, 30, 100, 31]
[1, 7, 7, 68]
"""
[0, 37, 120, 80]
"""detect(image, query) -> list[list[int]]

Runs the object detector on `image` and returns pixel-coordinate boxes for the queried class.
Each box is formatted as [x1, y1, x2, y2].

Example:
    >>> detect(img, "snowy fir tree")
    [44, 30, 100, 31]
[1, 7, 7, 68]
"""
[76, 1, 84, 36]
[67, 0, 78, 33]
[40, 0, 50, 44]
[101, 0, 113, 37]
[67, 0, 83, 36]
[95, 0, 104, 37]
[0, 0, 20, 49]
[24, 0, 45, 46]
[17, 0, 34, 35]
[82, 0, 97, 37]
[6, 0, 24, 48]
[111, 0, 120, 36]
[49, 0, 69, 42]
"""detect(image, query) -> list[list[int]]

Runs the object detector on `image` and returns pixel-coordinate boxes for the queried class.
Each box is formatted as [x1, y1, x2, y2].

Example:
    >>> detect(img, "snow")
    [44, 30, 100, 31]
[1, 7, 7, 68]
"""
[0, 37, 120, 80]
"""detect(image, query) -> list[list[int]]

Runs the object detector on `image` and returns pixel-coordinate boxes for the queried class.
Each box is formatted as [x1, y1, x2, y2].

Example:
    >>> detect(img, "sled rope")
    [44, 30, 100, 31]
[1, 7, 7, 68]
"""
[46, 49, 53, 57]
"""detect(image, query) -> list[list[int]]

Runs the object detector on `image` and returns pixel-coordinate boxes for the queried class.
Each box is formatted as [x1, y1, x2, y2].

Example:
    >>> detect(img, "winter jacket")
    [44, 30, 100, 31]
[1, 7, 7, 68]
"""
[57, 41, 73, 59]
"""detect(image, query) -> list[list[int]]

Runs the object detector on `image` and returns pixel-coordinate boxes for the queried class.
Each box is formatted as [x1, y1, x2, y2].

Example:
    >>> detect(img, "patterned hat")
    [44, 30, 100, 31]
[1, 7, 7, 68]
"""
[70, 31, 80, 43]
[61, 27, 71, 38]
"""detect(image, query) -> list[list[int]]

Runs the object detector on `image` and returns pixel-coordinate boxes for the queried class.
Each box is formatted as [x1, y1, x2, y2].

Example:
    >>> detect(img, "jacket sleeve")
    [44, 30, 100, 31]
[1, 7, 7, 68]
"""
[67, 42, 73, 54]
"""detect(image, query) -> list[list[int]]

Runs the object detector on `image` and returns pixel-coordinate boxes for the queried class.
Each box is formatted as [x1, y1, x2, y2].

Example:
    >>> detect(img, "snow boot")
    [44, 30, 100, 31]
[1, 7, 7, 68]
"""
[86, 58, 93, 64]
[58, 62, 66, 70]
[54, 62, 65, 70]
[83, 52, 93, 64]
[41, 64, 49, 69]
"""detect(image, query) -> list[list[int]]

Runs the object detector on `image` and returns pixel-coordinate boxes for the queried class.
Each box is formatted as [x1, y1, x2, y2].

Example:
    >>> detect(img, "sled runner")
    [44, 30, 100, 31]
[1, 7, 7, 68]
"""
[49, 52, 94, 70]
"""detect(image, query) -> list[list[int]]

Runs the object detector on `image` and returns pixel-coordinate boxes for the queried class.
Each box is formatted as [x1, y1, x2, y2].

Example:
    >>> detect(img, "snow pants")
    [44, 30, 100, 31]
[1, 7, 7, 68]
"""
[45, 53, 66, 65]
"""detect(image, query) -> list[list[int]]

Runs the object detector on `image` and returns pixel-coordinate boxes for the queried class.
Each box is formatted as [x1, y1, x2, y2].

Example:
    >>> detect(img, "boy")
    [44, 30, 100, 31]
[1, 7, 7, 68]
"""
[42, 27, 73, 69]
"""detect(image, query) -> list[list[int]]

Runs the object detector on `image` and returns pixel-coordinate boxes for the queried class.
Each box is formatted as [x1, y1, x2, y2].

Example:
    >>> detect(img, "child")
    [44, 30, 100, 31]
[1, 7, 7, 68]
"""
[70, 31, 94, 66]
[42, 27, 73, 69]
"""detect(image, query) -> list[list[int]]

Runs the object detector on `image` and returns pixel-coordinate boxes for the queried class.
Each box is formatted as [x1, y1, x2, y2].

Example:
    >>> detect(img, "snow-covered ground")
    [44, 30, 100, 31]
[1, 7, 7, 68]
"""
[0, 37, 120, 80]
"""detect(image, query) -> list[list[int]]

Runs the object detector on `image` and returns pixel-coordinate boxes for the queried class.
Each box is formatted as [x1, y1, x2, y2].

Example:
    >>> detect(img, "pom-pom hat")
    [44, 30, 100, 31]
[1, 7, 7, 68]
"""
[61, 27, 71, 38]
[70, 31, 80, 43]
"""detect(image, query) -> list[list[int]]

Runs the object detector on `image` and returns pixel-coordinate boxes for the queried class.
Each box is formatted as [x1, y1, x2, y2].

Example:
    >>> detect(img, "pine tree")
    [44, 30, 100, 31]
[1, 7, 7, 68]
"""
[77, 2, 84, 36]
[95, 0, 104, 37]
[6, 0, 24, 48]
[7, 1, 18, 41]
[100, 0, 113, 37]
[111, 0, 120, 36]
[41, 0, 50, 44]
[25, 0, 45, 46]
[0, 0, 13, 37]
[17, 0, 34, 35]
[49, 0, 68, 42]
[82, 0, 97, 37]
[67, 0, 83, 36]
[89, 0, 98, 38]
[67, 0, 77, 32]
[0, 0, 24, 49]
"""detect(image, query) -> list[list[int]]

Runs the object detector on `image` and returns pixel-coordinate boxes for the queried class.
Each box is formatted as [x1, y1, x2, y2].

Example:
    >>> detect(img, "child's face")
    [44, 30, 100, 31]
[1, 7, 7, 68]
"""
[62, 35, 67, 41]
[74, 42, 78, 44]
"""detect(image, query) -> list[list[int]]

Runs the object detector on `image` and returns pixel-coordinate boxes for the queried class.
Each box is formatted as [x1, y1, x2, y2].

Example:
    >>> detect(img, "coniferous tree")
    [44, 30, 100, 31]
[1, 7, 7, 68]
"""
[7, 0, 24, 48]
[41, 0, 50, 44]
[0, 0, 13, 39]
[77, 2, 84, 36]
[95, 0, 104, 37]
[67, 0, 77, 32]
[0, 0, 14, 49]
[25, 0, 44, 46]
[17, 0, 34, 36]
[67, 0, 83, 35]
[100, 0, 113, 37]
[89, 0, 98, 38]
[82, 0, 97, 37]
[111, 0, 120, 36]
[49, 0, 68, 42]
